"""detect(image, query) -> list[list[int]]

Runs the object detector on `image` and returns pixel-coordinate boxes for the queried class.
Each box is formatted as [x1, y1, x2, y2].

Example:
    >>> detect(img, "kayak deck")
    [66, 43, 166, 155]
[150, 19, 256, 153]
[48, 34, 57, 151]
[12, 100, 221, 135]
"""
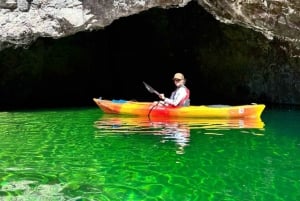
[93, 98, 265, 119]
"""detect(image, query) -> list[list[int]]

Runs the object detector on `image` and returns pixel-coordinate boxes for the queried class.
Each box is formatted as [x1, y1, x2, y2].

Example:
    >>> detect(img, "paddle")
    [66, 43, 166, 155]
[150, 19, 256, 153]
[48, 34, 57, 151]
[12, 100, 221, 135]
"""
[143, 81, 162, 118]
[143, 81, 160, 97]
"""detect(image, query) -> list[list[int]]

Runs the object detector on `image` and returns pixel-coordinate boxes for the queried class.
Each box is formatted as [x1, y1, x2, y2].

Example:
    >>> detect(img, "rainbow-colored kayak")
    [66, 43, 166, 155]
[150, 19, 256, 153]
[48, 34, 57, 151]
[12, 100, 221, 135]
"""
[93, 98, 265, 119]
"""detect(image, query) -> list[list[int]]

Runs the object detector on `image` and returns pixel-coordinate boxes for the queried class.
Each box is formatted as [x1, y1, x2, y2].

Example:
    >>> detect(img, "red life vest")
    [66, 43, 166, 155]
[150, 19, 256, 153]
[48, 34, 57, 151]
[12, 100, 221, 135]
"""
[178, 87, 190, 107]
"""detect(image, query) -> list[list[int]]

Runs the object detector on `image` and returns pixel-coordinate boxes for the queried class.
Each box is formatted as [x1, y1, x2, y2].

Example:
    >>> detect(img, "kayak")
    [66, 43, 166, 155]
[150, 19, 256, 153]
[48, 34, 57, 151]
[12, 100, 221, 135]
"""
[93, 98, 265, 119]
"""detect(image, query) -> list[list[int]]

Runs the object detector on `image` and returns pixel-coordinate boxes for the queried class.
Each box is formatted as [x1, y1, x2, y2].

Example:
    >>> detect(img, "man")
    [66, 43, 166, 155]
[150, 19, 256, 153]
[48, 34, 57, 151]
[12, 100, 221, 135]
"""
[159, 73, 190, 107]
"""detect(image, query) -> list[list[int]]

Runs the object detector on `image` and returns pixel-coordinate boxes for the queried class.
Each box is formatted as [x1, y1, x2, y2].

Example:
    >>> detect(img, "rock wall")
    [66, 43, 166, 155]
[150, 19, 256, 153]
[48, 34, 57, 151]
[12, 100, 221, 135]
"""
[1, 0, 300, 56]
[197, 0, 300, 57]
[0, 0, 190, 50]
[0, 0, 300, 109]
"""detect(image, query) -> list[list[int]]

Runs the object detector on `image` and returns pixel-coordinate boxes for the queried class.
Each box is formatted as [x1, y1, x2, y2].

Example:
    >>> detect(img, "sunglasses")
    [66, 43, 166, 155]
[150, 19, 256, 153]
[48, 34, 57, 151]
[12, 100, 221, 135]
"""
[173, 79, 182, 82]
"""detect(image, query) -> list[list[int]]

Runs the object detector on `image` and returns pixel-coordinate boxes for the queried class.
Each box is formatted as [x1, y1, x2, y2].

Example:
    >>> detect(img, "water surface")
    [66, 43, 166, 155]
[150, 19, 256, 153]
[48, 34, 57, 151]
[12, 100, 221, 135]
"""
[0, 107, 299, 200]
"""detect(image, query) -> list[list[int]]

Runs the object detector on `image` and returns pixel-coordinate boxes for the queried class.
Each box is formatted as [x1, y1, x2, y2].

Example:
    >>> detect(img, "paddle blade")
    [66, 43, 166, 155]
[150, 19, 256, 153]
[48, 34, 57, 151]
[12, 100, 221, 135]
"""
[143, 82, 160, 96]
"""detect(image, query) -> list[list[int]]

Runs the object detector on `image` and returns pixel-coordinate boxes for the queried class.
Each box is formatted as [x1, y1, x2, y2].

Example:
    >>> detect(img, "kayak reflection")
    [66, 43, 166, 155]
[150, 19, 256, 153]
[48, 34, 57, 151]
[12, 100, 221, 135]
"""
[94, 115, 265, 130]
[94, 115, 265, 153]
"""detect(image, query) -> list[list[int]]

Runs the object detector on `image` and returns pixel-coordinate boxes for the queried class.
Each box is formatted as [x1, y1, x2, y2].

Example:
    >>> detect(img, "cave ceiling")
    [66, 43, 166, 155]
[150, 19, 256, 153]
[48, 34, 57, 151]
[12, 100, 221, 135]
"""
[0, 0, 299, 56]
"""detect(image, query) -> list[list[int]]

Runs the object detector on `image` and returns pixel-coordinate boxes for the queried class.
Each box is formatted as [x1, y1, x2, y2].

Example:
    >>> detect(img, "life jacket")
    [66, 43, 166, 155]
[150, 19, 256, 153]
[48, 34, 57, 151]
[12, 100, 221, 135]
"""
[178, 86, 190, 107]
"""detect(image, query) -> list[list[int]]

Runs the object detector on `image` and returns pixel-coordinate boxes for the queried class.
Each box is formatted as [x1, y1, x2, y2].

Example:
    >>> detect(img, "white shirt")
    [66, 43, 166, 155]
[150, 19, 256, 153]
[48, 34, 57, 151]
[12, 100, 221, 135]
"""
[164, 86, 189, 106]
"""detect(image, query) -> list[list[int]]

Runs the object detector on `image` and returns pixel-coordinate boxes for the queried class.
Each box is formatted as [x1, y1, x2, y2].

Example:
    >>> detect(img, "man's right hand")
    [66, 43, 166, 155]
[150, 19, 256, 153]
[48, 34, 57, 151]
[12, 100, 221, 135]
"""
[159, 93, 165, 100]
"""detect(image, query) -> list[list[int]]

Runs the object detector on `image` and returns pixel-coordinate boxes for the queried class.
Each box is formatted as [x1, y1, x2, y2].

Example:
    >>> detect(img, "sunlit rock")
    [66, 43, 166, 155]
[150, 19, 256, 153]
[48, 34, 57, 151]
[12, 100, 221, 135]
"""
[0, 0, 190, 50]
[197, 0, 300, 56]
[0, 0, 300, 56]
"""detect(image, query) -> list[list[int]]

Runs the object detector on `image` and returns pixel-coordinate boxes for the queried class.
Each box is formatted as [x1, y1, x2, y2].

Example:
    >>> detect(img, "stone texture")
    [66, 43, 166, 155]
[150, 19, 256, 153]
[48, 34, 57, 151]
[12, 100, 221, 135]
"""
[0, 0, 190, 50]
[0, 0, 17, 9]
[0, 1, 300, 108]
[197, 0, 300, 57]
[0, 0, 300, 56]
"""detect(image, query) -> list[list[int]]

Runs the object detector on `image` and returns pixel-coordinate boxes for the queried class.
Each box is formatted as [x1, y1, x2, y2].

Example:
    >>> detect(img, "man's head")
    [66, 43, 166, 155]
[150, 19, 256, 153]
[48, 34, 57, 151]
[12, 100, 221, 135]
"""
[173, 73, 185, 86]
[173, 73, 185, 81]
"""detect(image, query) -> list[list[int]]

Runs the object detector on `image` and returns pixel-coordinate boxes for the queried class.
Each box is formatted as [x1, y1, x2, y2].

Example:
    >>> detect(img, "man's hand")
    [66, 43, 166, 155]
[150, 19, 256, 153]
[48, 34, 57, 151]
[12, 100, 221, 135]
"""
[159, 93, 165, 100]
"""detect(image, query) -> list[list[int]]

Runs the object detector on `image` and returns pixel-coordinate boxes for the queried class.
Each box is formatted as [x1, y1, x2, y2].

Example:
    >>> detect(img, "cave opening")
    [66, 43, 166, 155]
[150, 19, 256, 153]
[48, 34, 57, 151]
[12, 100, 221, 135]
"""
[0, 1, 282, 110]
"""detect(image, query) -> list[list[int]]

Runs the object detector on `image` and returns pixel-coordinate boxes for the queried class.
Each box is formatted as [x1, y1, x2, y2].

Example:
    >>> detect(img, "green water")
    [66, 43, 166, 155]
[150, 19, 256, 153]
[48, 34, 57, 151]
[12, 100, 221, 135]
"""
[0, 107, 299, 201]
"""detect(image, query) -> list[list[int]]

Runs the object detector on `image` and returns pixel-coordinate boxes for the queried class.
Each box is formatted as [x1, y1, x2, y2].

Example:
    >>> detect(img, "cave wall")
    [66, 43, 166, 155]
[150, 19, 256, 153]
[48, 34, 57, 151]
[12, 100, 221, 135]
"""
[0, 1, 300, 110]
[1, 0, 300, 55]
[197, 0, 300, 57]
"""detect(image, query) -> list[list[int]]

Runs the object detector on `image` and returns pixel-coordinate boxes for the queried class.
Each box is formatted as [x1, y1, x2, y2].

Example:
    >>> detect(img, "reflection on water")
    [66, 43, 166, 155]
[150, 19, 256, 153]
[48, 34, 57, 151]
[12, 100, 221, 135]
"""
[94, 115, 265, 154]
[1, 108, 300, 200]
